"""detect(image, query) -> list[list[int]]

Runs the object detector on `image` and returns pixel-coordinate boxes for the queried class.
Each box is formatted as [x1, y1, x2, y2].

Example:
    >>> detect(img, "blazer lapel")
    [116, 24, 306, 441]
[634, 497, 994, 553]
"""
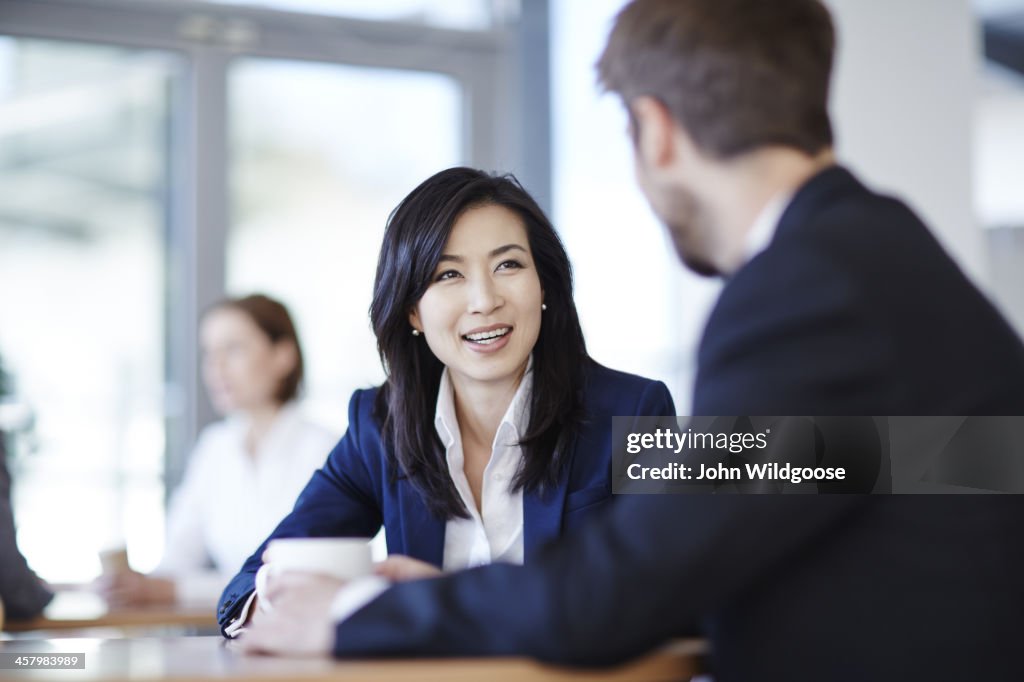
[396, 479, 446, 568]
[523, 461, 571, 560]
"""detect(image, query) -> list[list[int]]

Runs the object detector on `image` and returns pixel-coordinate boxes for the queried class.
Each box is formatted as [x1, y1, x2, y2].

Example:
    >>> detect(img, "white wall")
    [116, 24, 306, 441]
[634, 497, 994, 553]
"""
[826, 0, 986, 283]
[976, 65, 1024, 333]
[975, 66, 1024, 228]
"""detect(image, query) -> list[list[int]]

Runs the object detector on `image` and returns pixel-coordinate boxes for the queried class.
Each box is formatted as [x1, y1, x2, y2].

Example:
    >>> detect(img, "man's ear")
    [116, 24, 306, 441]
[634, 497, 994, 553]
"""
[629, 96, 677, 169]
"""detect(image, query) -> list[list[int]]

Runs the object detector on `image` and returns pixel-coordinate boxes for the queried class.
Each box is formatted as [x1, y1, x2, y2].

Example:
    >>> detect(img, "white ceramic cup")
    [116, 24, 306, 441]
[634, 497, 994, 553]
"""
[263, 537, 372, 581]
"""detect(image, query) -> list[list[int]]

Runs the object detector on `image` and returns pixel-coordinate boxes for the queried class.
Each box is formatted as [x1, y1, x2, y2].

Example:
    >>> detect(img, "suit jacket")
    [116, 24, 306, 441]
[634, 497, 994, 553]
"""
[0, 433, 53, 621]
[216, 362, 675, 629]
[328, 167, 1024, 682]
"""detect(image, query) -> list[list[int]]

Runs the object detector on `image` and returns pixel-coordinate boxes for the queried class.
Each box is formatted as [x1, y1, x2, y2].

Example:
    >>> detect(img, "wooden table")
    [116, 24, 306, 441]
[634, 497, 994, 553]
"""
[3, 591, 215, 633]
[0, 636, 706, 681]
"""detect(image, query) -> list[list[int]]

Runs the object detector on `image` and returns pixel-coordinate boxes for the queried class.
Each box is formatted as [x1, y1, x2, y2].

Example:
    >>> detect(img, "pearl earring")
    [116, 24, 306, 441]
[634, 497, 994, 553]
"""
[541, 303, 547, 311]
[412, 329, 420, 336]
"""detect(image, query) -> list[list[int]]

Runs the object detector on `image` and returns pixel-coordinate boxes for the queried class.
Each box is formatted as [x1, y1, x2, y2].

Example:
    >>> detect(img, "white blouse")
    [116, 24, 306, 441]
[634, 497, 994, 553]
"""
[435, 363, 531, 570]
[155, 402, 337, 604]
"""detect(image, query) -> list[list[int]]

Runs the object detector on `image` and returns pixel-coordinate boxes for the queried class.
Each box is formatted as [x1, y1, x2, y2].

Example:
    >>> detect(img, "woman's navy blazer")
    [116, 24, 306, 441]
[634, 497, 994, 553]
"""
[217, 361, 674, 629]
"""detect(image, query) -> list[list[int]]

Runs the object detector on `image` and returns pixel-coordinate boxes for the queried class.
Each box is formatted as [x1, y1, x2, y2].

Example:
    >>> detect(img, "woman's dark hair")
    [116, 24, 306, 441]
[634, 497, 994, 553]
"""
[205, 294, 304, 404]
[370, 167, 590, 519]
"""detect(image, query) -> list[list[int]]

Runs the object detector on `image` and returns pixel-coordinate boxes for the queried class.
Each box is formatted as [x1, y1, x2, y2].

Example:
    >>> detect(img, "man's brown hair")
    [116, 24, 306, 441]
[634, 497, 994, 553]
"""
[597, 0, 836, 158]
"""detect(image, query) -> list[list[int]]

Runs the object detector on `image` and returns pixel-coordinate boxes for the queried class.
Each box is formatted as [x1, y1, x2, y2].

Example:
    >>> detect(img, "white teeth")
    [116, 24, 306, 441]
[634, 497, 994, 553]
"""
[464, 327, 510, 342]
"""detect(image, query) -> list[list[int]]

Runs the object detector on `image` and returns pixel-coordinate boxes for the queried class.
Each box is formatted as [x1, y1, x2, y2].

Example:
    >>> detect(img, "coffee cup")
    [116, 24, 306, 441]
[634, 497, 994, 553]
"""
[263, 537, 372, 581]
[98, 547, 130, 575]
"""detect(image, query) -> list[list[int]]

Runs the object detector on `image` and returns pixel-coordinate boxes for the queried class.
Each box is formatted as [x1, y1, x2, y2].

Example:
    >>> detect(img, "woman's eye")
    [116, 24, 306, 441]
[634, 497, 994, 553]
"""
[496, 259, 524, 271]
[435, 269, 461, 282]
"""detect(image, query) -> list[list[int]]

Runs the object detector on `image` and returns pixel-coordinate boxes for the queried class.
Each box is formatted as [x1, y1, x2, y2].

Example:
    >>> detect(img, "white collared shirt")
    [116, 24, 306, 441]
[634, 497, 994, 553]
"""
[743, 191, 793, 265]
[434, 361, 531, 570]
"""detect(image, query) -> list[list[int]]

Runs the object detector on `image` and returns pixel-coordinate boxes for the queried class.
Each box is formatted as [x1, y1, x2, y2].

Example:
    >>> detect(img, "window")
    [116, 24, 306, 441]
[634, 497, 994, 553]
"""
[195, 0, 506, 29]
[0, 0, 521, 581]
[550, 0, 718, 412]
[227, 58, 463, 422]
[0, 37, 177, 579]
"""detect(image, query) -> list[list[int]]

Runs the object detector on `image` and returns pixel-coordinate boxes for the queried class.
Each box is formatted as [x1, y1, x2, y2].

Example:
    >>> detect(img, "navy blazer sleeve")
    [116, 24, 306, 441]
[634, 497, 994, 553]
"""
[217, 390, 383, 631]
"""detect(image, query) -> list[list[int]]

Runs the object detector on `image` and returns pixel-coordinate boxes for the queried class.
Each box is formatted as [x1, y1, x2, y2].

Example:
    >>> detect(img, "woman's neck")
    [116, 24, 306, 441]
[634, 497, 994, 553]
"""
[242, 402, 284, 458]
[450, 369, 526, 454]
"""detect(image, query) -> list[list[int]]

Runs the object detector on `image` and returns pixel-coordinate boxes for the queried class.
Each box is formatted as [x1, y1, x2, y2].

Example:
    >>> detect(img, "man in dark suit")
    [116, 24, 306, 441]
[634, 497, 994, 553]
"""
[238, 1, 1024, 678]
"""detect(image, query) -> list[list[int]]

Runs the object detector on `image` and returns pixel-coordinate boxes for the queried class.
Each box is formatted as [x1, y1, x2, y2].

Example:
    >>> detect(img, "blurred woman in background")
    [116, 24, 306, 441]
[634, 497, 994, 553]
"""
[98, 294, 337, 606]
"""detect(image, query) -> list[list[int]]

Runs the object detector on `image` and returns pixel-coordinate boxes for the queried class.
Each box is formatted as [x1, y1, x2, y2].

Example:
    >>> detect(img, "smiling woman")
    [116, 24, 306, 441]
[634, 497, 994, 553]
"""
[369, 169, 603, 523]
[411, 204, 543, 384]
[216, 168, 677, 635]
[407, 204, 545, 511]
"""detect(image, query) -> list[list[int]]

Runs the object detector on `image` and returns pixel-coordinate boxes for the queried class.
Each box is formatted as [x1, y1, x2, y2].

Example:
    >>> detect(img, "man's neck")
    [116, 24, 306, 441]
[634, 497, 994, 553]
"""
[705, 147, 835, 275]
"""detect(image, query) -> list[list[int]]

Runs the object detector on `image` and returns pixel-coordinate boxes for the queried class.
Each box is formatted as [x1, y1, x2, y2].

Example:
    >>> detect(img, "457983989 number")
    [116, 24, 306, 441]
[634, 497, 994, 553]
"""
[0, 653, 85, 669]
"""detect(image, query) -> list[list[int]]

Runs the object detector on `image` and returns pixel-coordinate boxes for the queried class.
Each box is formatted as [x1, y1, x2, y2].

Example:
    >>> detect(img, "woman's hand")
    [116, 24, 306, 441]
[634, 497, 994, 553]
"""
[94, 570, 176, 607]
[373, 555, 443, 582]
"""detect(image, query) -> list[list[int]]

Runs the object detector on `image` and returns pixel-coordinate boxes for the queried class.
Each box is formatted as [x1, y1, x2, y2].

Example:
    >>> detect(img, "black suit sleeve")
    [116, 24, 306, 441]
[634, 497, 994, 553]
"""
[334, 494, 864, 664]
[0, 435, 53, 621]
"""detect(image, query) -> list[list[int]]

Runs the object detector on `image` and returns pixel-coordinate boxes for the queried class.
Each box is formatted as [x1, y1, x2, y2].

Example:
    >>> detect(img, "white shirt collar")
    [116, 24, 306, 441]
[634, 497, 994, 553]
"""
[743, 191, 793, 264]
[434, 356, 534, 452]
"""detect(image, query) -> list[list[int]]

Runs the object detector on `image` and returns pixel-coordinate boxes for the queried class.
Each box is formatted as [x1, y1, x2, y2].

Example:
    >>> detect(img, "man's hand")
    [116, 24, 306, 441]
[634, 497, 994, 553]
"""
[373, 555, 443, 582]
[239, 572, 344, 658]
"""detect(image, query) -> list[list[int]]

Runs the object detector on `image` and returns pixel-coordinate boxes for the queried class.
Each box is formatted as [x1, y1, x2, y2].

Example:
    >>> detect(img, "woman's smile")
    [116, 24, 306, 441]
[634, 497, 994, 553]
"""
[462, 324, 513, 353]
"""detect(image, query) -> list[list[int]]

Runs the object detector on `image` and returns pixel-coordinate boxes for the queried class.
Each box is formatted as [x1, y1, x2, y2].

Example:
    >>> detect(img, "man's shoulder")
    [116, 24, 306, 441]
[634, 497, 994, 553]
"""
[717, 175, 940, 319]
[766, 165, 933, 262]
[697, 169, 1024, 415]
[709, 235, 864, 336]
